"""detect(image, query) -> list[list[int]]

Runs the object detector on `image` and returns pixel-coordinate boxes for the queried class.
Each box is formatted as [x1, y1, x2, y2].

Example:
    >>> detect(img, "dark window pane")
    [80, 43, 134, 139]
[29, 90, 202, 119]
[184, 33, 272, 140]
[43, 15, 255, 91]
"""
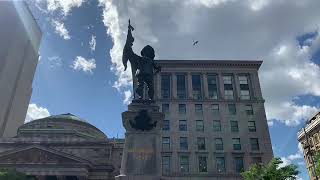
[215, 138, 223, 150]
[223, 76, 234, 99]
[196, 120, 204, 131]
[211, 104, 219, 114]
[162, 137, 170, 150]
[162, 156, 171, 175]
[216, 157, 225, 173]
[248, 121, 256, 132]
[162, 104, 169, 114]
[233, 138, 241, 150]
[179, 120, 187, 131]
[245, 105, 254, 115]
[231, 121, 239, 132]
[239, 76, 250, 100]
[177, 75, 186, 99]
[235, 157, 244, 173]
[228, 104, 236, 115]
[197, 137, 206, 150]
[195, 104, 203, 113]
[192, 75, 202, 99]
[163, 120, 170, 131]
[213, 121, 221, 132]
[199, 156, 207, 172]
[180, 137, 188, 150]
[179, 104, 186, 114]
[161, 75, 171, 99]
[250, 138, 260, 151]
[180, 156, 189, 173]
[208, 74, 218, 99]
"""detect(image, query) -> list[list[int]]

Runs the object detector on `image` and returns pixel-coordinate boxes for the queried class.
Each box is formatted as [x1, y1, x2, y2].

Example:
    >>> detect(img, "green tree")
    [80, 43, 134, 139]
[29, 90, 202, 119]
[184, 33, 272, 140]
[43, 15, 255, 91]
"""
[0, 169, 35, 180]
[241, 158, 299, 180]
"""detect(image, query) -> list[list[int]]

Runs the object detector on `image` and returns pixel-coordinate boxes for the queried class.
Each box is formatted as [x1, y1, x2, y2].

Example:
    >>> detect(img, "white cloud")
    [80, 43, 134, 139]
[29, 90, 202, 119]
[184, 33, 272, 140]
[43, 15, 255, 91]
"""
[48, 56, 62, 68]
[123, 90, 132, 105]
[99, 0, 320, 126]
[46, 0, 83, 16]
[89, 35, 96, 52]
[51, 20, 70, 40]
[71, 56, 96, 74]
[25, 104, 50, 123]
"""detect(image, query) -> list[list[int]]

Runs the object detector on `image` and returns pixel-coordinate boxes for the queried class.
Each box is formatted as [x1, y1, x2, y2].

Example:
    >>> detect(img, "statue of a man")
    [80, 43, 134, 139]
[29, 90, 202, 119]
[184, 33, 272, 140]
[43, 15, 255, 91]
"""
[122, 20, 161, 100]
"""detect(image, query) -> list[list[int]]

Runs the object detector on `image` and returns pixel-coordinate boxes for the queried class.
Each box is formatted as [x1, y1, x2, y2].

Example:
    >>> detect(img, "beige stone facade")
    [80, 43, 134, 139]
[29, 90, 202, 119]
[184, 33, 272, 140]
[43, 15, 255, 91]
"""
[0, 114, 124, 180]
[297, 111, 320, 180]
[0, 1, 42, 137]
[153, 60, 274, 179]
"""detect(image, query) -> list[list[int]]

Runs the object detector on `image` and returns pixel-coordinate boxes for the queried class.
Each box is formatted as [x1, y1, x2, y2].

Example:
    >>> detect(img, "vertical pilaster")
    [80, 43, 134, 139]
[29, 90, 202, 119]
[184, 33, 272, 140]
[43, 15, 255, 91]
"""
[202, 73, 208, 100]
[172, 74, 177, 99]
[187, 73, 193, 99]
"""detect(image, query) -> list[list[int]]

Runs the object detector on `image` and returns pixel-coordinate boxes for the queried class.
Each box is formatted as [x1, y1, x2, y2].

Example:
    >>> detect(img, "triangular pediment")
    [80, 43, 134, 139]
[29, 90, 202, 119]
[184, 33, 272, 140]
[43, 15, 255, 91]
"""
[0, 145, 91, 165]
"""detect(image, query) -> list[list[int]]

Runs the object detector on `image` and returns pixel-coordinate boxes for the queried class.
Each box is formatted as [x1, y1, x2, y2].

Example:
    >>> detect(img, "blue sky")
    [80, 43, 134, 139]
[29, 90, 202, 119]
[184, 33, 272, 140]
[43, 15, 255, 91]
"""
[26, 0, 320, 179]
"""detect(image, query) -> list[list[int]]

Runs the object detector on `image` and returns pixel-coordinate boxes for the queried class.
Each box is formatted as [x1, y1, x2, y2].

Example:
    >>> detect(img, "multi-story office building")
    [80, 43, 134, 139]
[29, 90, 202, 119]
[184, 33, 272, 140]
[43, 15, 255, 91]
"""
[0, 1, 42, 137]
[297, 111, 320, 180]
[153, 60, 273, 179]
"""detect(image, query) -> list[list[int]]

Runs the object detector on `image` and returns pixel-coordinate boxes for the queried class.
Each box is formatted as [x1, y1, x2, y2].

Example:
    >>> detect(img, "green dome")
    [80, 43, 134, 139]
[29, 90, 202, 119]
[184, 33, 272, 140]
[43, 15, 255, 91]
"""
[18, 113, 107, 140]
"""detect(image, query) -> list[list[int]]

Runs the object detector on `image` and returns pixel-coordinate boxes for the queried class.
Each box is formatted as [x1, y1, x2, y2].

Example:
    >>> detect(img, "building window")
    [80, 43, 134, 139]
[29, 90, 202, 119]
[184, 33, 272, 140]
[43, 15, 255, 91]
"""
[195, 104, 203, 114]
[179, 104, 186, 114]
[245, 105, 254, 115]
[215, 138, 223, 150]
[207, 74, 218, 99]
[216, 156, 225, 173]
[211, 104, 219, 114]
[252, 157, 262, 164]
[248, 121, 256, 132]
[250, 138, 260, 151]
[196, 120, 204, 132]
[180, 156, 190, 173]
[223, 75, 234, 99]
[239, 75, 250, 100]
[228, 104, 236, 115]
[162, 104, 169, 114]
[192, 74, 202, 99]
[162, 137, 170, 150]
[161, 74, 171, 99]
[162, 156, 171, 175]
[179, 120, 187, 131]
[233, 138, 241, 150]
[197, 137, 206, 150]
[177, 74, 187, 99]
[163, 120, 170, 131]
[180, 137, 188, 150]
[213, 120, 221, 132]
[230, 121, 239, 132]
[234, 157, 244, 173]
[198, 156, 208, 172]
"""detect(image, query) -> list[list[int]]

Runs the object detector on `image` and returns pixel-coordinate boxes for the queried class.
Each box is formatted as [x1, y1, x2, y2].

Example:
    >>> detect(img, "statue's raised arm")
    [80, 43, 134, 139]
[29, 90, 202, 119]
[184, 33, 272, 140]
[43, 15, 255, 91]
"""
[122, 19, 161, 101]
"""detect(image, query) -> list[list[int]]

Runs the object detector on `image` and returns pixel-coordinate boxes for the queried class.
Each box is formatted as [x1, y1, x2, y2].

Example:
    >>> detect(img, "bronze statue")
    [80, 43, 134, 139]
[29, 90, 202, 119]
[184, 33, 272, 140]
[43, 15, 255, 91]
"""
[122, 19, 161, 100]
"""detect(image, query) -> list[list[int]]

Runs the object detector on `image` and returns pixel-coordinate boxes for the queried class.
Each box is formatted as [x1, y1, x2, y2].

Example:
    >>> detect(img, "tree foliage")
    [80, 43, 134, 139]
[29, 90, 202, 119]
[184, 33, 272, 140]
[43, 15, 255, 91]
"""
[241, 158, 299, 180]
[0, 169, 35, 180]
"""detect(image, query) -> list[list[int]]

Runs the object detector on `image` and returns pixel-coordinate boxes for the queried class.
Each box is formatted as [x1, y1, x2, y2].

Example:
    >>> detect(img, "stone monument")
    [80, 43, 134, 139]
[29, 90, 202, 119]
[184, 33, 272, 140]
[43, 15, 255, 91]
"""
[115, 20, 164, 180]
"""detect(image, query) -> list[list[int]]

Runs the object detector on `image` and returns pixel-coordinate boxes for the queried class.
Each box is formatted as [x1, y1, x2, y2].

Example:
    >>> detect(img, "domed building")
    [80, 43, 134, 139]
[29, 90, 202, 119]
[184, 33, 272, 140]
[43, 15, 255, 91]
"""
[0, 113, 124, 180]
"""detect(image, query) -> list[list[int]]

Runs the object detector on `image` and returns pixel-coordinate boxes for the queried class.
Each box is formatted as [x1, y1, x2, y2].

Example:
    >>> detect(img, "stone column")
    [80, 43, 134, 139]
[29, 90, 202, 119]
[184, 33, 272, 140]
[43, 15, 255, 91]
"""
[172, 73, 177, 99]
[116, 101, 164, 180]
[187, 73, 193, 99]
[202, 73, 208, 99]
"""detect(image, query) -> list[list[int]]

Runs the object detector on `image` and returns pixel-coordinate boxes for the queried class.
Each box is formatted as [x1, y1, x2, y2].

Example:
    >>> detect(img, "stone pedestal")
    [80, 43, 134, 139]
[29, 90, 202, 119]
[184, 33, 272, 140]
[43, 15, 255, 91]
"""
[116, 100, 164, 180]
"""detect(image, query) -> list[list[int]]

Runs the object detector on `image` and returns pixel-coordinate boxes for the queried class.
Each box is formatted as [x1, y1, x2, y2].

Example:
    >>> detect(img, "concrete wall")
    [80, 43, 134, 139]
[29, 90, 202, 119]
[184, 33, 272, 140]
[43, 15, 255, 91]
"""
[0, 1, 41, 137]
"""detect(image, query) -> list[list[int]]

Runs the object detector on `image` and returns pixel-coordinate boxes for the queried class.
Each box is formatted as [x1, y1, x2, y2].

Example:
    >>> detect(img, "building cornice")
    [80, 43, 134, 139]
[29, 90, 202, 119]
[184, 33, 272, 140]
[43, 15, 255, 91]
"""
[297, 111, 320, 140]
[156, 60, 263, 70]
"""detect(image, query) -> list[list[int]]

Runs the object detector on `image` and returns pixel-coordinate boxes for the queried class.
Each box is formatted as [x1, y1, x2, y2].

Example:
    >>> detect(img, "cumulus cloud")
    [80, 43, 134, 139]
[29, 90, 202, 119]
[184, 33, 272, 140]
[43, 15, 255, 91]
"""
[45, 0, 83, 16]
[48, 56, 62, 68]
[89, 35, 96, 52]
[123, 90, 132, 105]
[51, 20, 70, 40]
[99, 0, 320, 126]
[71, 56, 96, 74]
[25, 104, 50, 123]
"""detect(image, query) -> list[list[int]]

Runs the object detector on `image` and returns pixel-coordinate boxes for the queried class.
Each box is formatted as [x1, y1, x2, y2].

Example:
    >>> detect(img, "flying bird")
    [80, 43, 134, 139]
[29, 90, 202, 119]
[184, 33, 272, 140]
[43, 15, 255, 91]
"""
[193, 40, 199, 46]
